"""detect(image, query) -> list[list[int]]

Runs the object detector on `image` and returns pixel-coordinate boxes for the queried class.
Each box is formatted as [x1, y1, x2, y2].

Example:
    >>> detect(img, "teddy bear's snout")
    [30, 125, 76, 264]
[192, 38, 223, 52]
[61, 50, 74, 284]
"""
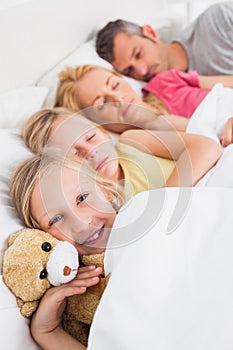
[46, 241, 79, 286]
[63, 265, 72, 276]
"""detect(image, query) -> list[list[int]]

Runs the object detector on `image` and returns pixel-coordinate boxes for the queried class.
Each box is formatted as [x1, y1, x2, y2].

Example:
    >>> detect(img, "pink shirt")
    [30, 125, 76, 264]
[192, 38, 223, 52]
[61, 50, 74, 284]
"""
[142, 69, 208, 118]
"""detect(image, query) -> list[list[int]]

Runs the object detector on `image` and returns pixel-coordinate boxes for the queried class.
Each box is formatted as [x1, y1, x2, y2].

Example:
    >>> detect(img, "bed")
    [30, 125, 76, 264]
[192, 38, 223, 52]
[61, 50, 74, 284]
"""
[0, 0, 233, 349]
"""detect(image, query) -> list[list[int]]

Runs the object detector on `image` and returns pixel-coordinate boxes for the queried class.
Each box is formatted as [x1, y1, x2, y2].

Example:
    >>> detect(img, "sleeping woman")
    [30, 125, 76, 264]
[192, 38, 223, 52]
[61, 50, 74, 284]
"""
[54, 64, 233, 144]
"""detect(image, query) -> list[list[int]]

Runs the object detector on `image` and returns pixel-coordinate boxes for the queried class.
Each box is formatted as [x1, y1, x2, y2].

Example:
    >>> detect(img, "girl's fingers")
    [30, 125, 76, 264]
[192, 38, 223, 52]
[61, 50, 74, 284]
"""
[41, 268, 102, 305]
[78, 265, 97, 272]
[220, 118, 233, 147]
[69, 275, 100, 288]
[76, 266, 103, 280]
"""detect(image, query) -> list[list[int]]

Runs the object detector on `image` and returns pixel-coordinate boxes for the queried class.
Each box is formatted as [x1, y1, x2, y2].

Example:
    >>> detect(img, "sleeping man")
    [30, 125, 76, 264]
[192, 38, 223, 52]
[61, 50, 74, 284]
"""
[95, 1, 233, 80]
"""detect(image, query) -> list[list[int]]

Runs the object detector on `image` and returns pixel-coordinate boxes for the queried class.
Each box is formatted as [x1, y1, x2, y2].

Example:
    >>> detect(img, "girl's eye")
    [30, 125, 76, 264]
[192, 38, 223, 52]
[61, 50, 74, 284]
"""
[76, 193, 88, 205]
[87, 133, 95, 142]
[49, 214, 63, 226]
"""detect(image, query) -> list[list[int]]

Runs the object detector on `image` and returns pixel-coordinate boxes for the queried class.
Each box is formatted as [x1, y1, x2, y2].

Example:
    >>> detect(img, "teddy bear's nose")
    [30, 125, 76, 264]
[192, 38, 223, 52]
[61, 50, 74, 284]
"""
[63, 266, 72, 276]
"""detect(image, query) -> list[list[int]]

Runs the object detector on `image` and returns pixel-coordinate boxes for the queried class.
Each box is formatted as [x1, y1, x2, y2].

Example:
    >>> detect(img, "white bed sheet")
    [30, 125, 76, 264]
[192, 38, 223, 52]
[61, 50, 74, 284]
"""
[188, 83, 233, 188]
[187, 83, 233, 144]
[88, 187, 233, 350]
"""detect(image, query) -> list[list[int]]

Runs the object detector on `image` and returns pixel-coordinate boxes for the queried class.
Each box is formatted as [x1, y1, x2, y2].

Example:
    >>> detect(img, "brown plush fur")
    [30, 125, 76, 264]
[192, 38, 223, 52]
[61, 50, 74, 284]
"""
[2, 229, 108, 347]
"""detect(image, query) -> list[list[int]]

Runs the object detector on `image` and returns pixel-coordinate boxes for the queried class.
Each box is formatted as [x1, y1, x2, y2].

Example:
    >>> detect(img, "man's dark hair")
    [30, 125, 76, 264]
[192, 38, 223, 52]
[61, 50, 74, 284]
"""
[96, 19, 142, 63]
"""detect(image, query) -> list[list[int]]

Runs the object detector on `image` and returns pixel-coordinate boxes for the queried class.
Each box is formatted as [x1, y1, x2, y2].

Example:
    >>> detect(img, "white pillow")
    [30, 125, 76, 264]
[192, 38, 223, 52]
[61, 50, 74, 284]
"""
[0, 128, 41, 350]
[0, 128, 31, 267]
[0, 276, 41, 350]
[0, 86, 48, 129]
[0, 129, 32, 266]
[37, 39, 144, 108]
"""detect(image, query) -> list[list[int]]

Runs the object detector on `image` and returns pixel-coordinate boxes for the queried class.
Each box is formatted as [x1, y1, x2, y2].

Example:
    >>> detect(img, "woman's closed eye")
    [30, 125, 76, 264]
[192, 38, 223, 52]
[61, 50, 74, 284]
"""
[112, 81, 119, 90]
[76, 193, 88, 205]
[49, 214, 63, 226]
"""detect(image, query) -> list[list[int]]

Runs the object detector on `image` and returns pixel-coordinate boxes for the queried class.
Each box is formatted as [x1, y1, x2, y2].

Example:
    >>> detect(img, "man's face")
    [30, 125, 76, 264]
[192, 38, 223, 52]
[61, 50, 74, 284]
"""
[111, 30, 169, 81]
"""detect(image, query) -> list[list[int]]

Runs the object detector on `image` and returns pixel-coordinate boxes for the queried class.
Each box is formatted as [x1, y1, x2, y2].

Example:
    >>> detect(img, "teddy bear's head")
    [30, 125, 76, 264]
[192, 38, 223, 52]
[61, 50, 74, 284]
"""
[2, 228, 79, 317]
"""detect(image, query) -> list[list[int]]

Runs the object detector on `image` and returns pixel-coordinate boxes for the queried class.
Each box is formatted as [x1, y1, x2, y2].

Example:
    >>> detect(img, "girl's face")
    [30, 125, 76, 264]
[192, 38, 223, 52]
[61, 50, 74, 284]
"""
[50, 117, 120, 182]
[30, 165, 116, 255]
[75, 68, 147, 132]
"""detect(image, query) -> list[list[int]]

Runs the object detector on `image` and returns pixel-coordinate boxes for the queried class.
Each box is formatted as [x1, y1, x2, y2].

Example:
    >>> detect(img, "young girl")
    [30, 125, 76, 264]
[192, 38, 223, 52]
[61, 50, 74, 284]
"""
[7, 130, 226, 349]
[55, 64, 233, 130]
[10, 148, 125, 350]
[22, 107, 222, 194]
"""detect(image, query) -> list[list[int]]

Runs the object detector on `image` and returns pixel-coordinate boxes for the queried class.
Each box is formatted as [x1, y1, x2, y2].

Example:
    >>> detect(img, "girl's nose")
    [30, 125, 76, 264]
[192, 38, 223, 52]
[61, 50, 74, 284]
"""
[86, 147, 98, 160]
[70, 212, 93, 235]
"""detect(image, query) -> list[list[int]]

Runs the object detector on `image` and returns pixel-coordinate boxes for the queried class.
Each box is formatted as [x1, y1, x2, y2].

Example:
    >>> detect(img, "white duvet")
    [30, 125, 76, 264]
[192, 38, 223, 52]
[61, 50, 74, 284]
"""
[188, 83, 233, 188]
[88, 85, 233, 349]
[88, 187, 233, 350]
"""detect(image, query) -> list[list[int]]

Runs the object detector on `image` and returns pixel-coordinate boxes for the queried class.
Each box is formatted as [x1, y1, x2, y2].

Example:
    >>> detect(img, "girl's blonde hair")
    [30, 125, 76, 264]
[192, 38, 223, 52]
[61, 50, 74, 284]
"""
[22, 107, 74, 154]
[22, 107, 103, 154]
[143, 92, 168, 115]
[56, 64, 168, 115]
[10, 147, 125, 229]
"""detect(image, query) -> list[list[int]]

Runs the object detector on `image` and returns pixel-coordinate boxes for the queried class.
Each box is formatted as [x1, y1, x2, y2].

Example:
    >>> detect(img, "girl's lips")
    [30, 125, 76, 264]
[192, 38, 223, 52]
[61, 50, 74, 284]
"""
[96, 157, 108, 171]
[81, 225, 105, 246]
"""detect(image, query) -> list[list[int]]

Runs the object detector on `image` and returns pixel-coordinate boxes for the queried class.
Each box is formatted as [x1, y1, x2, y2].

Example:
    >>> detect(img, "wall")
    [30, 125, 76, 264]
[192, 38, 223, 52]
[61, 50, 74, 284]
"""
[0, 0, 227, 92]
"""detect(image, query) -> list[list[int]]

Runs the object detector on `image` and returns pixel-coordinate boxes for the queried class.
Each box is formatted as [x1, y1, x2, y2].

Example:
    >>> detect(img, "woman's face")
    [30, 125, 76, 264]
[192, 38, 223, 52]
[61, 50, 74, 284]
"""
[75, 68, 148, 132]
[49, 116, 120, 182]
[30, 164, 116, 255]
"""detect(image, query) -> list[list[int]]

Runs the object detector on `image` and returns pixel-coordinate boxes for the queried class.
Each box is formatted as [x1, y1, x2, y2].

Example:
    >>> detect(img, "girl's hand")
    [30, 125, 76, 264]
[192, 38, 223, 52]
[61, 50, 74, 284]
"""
[31, 265, 102, 349]
[220, 117, 233, 147]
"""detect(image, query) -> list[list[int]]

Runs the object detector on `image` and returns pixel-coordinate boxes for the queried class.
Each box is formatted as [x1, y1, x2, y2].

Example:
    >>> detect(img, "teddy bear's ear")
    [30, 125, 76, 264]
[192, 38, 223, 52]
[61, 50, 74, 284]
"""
[8, 230, 23, 246]
[16, 297, 39, 317]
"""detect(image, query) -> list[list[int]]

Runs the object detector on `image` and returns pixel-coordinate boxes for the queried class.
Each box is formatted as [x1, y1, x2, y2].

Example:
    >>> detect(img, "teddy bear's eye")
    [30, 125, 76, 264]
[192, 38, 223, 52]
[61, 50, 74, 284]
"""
[41, 242, 52, 252]
[39, 269, 48, 280]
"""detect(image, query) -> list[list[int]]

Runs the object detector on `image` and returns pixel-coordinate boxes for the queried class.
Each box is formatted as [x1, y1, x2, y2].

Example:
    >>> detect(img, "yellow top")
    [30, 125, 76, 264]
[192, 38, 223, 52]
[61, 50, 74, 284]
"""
[116, 142, 175, 196]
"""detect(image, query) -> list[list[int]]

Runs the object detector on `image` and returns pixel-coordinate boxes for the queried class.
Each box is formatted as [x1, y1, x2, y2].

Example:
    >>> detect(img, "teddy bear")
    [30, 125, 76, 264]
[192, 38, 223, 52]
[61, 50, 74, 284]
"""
[2, 228, 108, 346]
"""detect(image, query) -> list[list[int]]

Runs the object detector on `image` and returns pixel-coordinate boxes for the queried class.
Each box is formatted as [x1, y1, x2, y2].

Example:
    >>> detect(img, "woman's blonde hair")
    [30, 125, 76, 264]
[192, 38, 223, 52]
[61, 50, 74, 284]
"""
[10, 147, 125, 229]
[56, 65, 119, 111]
[56, 64, 168, 115]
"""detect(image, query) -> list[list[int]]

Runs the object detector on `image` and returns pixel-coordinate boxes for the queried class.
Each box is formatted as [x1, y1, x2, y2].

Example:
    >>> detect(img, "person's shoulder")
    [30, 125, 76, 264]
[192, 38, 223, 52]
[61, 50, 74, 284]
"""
[199, 1, 233, 20]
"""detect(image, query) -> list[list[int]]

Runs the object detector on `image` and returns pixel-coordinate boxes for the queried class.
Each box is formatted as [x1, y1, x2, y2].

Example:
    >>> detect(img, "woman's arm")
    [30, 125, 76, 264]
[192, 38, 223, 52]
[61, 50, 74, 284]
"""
[120, 129, 222, 187]
[198, 75, 233, 90]
[143, 114, 188, 132]
[134, 101, 188, 132]
[31, 266, 102, 350]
